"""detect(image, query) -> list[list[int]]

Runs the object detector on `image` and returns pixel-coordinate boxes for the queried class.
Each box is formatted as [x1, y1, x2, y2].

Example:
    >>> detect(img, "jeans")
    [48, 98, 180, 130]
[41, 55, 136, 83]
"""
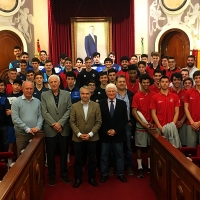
[101, 142, 124, 176]
[0, 126, 8, 151]
[124, 124, 133, 168]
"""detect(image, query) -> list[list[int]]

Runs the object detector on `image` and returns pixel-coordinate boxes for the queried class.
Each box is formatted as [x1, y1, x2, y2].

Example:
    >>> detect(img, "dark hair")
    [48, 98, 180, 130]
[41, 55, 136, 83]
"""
[65, 57, 72, 62]
[40, 50, 47, 55]
[168, 56, 176, 61]
[162, 55, 169, 60]
[140, 74, 152, 83]
[108, 68, 117, 75]
[104, 57, 113, 64]
[0, 79, 6, 86]
[138, 61, 146, 67]
[76, 57, 83, 64]
[34, 71, 44, 79]
[193, 70, 200, 79]
[26, 70, 34, 75]
[13, 79, 22, 86]
[130, 54, 137, 58]
[116, 75, 126, 82]
[66, 71, 76, 80]
[108, 52, 115, 57]
[60, 53, 68, 59]
[181, 69, 189, 74]
[14, 46, 21, 50]
[86, 79, 96, 85]
[120, 56, 129, 62]
[128, 64, 138, 71]
[93, 52, 100, 57]
[154, 69, 163, 75]
[85, 57, 92, 62]
[21, 52, 29, 56]
[19, 59, 27, 65]
[171, 72, 182, 82]
[160, 75, 169, 81]
[183, 77, 193, 86]
[187, 55, 195, 60]
[31, 57, 40, 63]
[99, 71, 108, 77]
[44, 60, 53, 65]
[141, 54, 148, 58]
[8, 68, 17, 72]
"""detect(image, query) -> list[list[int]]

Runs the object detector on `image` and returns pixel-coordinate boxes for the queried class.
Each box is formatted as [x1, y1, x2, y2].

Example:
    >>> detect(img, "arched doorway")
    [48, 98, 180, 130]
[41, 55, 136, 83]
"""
[158, 29, 190, 69]
[0, 30, 24, 75]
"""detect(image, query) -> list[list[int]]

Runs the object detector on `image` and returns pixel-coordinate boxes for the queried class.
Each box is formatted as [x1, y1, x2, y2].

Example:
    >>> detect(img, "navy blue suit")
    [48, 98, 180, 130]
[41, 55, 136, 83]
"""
[85, 34, 97, 57]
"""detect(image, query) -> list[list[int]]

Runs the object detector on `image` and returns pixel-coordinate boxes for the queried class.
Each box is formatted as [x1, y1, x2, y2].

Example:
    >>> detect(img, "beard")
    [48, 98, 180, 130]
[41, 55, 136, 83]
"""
[187, 63, 194, 68]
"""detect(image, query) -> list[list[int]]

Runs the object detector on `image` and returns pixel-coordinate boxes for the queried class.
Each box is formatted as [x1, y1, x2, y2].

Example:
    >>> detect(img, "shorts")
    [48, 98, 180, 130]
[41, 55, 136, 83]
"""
[186, 125, 200, 147]
[135, 122, 150, 147]
[178, 123, 187, 146]
[8, 126, 16, 143]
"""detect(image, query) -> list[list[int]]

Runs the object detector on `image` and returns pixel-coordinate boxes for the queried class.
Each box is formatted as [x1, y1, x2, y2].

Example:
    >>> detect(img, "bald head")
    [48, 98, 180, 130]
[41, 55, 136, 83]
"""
[22, 81, 34, 100]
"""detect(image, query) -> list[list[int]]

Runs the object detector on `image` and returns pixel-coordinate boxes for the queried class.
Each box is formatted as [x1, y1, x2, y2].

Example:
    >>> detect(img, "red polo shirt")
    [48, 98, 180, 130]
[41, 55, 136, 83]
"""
[132, 90, 156, 123]
[117, 69, 129, 82]
[146, 65, 165, 78]
[183, 87, 200, 125]
[150, 91, 180, 127]
[149, 83, 160, 93]
[169, 87, 185, 121]
[166, 67, 180, 80]
[127, 79, 140, 94]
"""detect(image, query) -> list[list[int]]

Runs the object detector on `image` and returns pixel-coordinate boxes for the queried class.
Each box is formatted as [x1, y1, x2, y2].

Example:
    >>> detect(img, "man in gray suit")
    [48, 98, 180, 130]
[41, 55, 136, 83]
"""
[41, 75, 72, 186]
[70, 86, 102, 188]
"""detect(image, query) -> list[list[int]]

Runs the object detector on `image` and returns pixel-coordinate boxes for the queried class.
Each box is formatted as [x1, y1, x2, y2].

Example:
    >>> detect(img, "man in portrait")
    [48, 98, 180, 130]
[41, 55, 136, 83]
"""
[85, 26, 97, 58]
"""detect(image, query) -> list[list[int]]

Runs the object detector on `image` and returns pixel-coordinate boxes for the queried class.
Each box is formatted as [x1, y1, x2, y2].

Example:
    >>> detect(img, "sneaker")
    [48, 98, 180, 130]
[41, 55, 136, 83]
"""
[146, 168, 150, 173]
[137, 168, 144, 178]
[61, 175, 72, 184]
[108, 167, 114, 176]
[127, 167, 134, 176]
[48, 177, 56, 186]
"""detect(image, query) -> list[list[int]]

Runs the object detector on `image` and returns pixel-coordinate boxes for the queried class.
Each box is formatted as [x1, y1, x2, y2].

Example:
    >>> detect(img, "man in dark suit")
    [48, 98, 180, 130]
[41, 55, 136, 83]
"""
[41, 75, 72, 186]
[99, 83, 128, 183]
[85, 26, 97, 58]
[70, 86, 102, 188]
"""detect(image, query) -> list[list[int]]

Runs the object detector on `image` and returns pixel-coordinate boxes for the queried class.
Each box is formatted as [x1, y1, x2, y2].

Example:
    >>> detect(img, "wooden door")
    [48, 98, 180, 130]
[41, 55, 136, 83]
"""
[0, 30, 23, 76]
[159, 29, 190, 69]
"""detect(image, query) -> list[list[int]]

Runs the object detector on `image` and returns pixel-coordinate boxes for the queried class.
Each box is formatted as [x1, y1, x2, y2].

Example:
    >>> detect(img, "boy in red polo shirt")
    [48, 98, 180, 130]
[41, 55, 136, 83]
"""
[184, 70, 200, 147]
[150, 76, 180, 132]
[132, 74, 156, 178]
[149, 69, 163, 93]
[127, 65, 140, 94]
[146, 52, 165, 78]
[166, 56, 180, 80]
[170, 72, 186, 146]
[117, 56, 130, 81]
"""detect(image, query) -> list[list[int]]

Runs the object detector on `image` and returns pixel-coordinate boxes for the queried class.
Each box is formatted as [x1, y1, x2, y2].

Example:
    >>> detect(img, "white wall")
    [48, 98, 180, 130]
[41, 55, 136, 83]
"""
[134, 0, 148, 55]
[33, 0, 49, 54]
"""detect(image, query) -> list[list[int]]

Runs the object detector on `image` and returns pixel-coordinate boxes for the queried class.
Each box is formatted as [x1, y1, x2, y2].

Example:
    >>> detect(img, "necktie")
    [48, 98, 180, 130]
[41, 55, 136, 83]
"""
[110, 100, 114, 117]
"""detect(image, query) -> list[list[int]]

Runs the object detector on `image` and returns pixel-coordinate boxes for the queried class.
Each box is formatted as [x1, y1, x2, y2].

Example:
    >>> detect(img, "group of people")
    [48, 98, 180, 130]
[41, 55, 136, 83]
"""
[0, 46, 200, 188]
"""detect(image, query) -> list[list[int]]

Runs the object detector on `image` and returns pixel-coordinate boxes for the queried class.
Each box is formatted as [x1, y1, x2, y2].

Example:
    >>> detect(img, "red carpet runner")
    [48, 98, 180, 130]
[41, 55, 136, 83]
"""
[43, 155, 157, 200]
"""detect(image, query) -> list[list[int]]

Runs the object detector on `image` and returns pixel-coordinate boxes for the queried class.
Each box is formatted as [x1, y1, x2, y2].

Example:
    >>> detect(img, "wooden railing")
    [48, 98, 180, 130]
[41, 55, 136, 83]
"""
[149, 129, 200, 200]
[0, 133, 45, 200]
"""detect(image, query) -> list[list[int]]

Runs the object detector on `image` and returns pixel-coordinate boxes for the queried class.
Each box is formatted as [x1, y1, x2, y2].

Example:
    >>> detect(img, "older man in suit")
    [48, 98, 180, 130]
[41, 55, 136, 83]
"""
[70, 86, 102, 188]
[41, 75, 72, 186]
[99, 83, 128, 183]
[85, 25, 97, 58]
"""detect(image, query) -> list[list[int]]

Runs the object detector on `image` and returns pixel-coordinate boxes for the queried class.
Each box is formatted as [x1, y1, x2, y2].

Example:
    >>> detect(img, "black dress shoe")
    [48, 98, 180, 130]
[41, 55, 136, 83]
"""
[73, 179, 82, 188]
[100, 176, 108, 183]
[117, 175, 127, 182]
[88, 178, 98, 187]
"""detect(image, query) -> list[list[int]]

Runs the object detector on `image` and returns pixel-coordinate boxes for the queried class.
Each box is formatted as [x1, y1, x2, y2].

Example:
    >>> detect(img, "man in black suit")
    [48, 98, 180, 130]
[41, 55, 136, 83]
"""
[99, 83, 128, 183]
[85, 26, 97, 58]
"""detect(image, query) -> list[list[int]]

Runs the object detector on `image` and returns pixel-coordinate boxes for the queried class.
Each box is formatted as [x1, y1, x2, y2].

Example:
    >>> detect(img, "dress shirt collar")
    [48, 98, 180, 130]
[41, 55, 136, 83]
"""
[22, 94, 34, 101]
[81, 100, 90, 105]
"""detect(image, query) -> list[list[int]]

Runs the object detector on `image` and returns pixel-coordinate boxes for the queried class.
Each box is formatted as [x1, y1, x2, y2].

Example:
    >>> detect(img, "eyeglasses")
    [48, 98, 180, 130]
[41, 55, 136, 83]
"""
[88, 84, 95, 87]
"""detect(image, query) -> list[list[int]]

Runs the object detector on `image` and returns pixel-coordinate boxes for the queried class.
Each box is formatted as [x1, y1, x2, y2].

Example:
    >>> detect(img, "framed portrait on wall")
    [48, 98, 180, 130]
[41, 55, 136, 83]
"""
[70, 17, 112, 64]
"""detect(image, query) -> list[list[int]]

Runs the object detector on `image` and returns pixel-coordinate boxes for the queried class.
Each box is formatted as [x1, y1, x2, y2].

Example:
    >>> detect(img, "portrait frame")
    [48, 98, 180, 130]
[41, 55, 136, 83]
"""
[70, 17, 112, 65]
